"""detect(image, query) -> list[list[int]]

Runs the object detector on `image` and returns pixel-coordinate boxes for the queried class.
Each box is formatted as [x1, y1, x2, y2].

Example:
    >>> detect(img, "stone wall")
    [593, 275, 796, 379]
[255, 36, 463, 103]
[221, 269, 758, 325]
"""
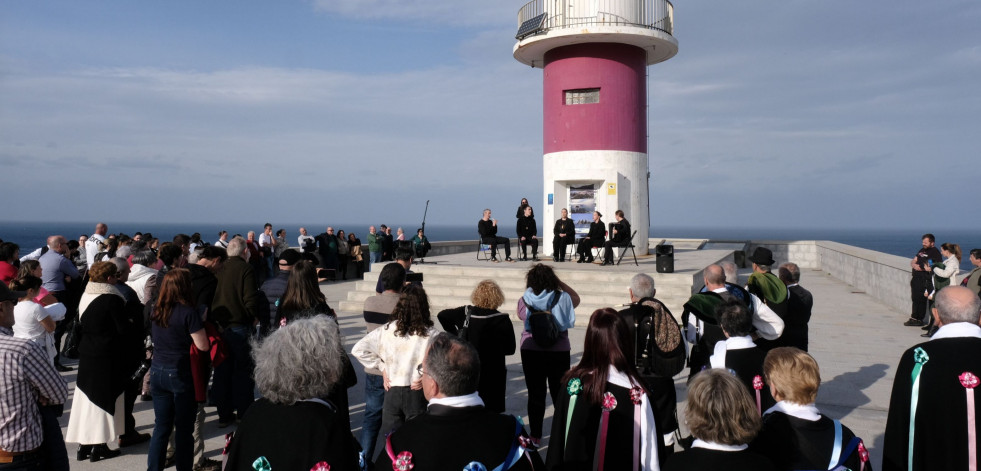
[814, 241, 913, 315]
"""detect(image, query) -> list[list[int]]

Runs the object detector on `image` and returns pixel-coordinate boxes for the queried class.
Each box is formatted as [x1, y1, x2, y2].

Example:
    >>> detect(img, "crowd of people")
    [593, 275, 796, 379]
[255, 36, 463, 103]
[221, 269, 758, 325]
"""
[1, 224, 979, 470]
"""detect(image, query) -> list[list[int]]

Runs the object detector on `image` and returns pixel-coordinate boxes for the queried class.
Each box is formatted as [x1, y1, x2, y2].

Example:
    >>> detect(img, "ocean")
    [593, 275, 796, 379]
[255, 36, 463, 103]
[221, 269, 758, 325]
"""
[1, 221, 977, 272]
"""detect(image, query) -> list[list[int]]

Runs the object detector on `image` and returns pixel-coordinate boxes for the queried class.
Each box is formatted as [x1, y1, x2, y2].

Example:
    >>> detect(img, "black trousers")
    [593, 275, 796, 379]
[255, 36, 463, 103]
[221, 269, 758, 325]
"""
[520, 238, 539, 258]
[553, 237, 574, 260]
[911, 272, 931, 320]
[482, 236, 511, 259]
[576, 238, 602, 260]
[520, 349, 570, 438]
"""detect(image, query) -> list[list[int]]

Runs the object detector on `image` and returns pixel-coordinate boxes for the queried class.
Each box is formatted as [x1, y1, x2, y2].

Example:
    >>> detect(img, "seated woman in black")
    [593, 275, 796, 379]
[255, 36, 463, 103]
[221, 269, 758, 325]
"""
[576, 211, 605, 263]
[751, 347, 871, 471]
[602, 209, 631, 266]
[516, 206, 539, 261]
[665, 369, 775, 471]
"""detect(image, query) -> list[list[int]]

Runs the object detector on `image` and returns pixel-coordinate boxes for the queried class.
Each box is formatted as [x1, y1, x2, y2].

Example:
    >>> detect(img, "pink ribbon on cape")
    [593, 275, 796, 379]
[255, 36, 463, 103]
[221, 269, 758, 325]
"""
[752, 375, 764, 415]
[961, 371, 979, 471]
[594, 392, 618, 471]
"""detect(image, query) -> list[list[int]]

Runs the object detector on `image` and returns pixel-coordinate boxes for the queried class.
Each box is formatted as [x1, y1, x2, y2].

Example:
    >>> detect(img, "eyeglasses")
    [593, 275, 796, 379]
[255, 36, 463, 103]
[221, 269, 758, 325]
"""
[415, 364, 428, 377]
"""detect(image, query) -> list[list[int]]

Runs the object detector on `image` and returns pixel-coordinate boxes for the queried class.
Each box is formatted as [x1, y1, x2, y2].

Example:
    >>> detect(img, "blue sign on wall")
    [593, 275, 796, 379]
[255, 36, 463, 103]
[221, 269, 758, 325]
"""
[548, 193, 553, 205]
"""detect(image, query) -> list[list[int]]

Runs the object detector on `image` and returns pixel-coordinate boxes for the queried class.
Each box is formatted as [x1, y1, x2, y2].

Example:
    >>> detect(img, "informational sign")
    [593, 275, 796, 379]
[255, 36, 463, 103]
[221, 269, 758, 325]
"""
[569, 184, 596, 236]
[607, 183, 616, 195]
[548, 193, 553, 205]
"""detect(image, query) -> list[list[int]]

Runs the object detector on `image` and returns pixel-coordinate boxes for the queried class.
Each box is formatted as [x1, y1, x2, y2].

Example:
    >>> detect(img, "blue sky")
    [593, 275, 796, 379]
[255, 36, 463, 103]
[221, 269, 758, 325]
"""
[1, 0, 979, 231]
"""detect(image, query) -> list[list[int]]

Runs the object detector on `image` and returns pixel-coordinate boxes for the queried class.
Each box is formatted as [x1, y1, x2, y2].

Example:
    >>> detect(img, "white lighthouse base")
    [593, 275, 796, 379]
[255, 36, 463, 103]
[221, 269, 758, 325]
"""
[541, 150, 650, 258]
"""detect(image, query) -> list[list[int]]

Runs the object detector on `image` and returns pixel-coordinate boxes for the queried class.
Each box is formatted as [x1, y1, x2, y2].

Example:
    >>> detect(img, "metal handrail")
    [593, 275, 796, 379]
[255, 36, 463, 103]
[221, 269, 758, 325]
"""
[517, 0, 673, 37]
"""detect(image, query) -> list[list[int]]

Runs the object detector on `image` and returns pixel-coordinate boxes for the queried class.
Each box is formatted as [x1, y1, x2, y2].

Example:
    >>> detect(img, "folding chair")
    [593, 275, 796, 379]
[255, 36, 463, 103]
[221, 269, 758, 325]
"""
[476, 236, 492, 261]
[615, 230, 639, 266]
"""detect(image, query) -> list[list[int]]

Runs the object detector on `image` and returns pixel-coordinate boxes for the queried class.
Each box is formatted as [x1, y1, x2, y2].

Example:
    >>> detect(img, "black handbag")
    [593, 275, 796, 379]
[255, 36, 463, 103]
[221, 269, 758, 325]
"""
[60, 318, 82, 359]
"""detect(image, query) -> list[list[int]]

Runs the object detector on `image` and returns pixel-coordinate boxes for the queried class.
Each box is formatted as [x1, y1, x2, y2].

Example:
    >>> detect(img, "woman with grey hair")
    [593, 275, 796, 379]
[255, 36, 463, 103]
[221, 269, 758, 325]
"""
[224, 316, 361, 471]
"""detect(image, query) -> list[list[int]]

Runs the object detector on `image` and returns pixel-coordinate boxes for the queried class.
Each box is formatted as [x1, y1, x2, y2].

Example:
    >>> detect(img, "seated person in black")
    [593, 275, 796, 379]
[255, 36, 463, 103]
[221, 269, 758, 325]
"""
[478, 209, 514, 262]
[552, 208, 576, 262]
[576, 211, 606, 263]
[602, 210, 631, 266]
[516, 206, 539, 261]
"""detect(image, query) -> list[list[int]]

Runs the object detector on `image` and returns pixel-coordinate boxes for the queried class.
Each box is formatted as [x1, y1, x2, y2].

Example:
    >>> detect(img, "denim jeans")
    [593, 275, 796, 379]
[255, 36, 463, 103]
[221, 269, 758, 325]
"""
[368, 251, 382, 272]
[210, 326, 255, 422]
[148, 366, 197, 471]
[360, 373, 385, 462]
[379, 386, 427, 444]
[39, 403, 68, 471]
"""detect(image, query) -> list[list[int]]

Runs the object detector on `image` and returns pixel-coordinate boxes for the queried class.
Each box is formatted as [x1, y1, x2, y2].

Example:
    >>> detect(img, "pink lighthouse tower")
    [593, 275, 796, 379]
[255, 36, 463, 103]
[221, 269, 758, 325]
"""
[513, 0, 677, 257]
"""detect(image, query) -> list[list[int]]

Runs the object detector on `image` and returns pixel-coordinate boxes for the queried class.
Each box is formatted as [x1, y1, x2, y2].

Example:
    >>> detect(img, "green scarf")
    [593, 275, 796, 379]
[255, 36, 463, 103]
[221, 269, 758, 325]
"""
[684, 292, 725, 325]
[747, 272, 788, 304]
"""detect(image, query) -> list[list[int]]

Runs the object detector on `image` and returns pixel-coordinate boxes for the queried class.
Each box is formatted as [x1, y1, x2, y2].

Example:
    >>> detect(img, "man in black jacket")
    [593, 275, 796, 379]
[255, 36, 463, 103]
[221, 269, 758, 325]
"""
[776, 262, 813, 351]
[258, 249, 299, 330]
[517, 206, 539, 261]
[478, 209, 514, 262]
[905, 233, 943, 327]
[617, 273, 679, 462]
[377, 333, 543, 470]
[602, 209, 631, 265]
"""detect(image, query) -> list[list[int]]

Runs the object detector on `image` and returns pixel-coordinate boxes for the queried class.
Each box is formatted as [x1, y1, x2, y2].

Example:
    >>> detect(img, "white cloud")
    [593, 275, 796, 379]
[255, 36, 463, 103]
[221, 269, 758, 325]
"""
[310, 0, 517, 27]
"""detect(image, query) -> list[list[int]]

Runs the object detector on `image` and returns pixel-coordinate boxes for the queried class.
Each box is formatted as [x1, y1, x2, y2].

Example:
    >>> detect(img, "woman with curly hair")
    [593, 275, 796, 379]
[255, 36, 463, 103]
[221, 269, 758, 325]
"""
[546, 308, 661, 470]
[225, 316, 361, 471]
[517, 263, 580, 443]
[437, 279, 516, 412]
[353, 284, 438, 441]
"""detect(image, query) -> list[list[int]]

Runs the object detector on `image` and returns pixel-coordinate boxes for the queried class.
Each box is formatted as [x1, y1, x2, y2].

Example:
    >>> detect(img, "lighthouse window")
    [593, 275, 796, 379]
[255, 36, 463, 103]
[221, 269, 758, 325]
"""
[564, 88, 600, 105]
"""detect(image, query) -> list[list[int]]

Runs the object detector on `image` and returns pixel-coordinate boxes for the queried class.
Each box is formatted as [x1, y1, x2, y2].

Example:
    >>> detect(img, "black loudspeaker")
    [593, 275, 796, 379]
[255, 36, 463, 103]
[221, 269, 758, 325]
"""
[655, 244, 674, 273]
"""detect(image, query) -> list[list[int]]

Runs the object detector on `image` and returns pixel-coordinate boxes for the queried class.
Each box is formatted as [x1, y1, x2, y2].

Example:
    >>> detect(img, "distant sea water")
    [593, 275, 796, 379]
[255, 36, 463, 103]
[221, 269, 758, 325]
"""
[1, 221, 977, 272]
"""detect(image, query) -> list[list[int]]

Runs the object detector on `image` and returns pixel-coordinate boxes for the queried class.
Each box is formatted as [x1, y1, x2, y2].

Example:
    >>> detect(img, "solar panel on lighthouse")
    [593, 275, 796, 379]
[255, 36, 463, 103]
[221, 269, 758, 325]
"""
[515, 13, 547, 40]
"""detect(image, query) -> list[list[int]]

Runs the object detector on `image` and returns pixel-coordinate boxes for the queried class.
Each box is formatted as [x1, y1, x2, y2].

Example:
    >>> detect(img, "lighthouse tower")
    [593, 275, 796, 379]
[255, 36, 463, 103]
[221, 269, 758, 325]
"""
[513, 0, 677, 258]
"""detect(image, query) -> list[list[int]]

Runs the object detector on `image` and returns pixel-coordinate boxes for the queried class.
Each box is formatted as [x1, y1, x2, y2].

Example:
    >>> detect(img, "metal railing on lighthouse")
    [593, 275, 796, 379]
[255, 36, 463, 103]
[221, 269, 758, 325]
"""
[516, 0, 674, 39]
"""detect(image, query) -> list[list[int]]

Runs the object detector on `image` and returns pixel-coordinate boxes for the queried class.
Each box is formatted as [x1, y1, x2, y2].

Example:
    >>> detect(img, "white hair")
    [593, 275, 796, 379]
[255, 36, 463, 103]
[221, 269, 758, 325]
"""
[226, 237, 246, 257]
[252, 315, 346, 404]
[630, 273, 655, 299]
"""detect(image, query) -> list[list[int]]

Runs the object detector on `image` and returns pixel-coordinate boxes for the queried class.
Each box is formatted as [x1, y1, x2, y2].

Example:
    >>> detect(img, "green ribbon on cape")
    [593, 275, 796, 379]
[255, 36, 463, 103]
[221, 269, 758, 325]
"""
[909, 347, 930, 470]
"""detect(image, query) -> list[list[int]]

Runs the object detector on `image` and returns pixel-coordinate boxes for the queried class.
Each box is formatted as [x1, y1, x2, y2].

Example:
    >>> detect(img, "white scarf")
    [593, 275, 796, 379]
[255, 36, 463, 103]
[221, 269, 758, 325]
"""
[78, 282, 125, 319]
[427, 392, 485, 409]
[709, 335, 756, 370]
[607, 369, 660, 471]
[692, 439, 748, 451]
[932, 322, 981, 341]
[763, 401, 822, 422]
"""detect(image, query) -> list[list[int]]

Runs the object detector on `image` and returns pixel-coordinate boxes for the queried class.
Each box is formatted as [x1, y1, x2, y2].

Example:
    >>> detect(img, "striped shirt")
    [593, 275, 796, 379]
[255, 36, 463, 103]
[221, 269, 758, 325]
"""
[0, 327, 68, 452]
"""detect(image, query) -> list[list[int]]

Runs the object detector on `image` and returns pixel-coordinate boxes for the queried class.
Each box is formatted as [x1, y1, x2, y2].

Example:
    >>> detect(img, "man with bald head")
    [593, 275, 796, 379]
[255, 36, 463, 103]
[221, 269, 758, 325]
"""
[884, 286, 981, 470]
[85, 222, 108, 269]
[39, 235, 81, 372]
[683, 264, 783, 381]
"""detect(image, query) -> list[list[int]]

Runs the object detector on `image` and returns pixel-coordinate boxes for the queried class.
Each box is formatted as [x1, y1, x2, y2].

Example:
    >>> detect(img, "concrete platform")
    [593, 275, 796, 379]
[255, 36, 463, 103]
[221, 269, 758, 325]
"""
[59, 254, 917, 470]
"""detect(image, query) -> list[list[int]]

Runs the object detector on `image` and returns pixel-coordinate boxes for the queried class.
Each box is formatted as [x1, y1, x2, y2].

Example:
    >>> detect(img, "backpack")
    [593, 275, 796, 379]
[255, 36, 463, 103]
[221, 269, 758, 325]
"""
[634, 299, 686, 378]
[526, 292, 562, 348]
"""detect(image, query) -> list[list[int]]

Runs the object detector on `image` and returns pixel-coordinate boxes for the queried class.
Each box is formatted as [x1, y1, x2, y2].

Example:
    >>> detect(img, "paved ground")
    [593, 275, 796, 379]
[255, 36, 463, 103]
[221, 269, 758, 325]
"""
[59, 256, 921, 470]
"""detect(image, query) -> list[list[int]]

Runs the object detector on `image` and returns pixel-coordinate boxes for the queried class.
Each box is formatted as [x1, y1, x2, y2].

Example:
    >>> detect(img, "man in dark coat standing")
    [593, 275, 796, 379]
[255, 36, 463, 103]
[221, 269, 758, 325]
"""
[904, 234, 943, 327]
[776, 262, 813, 351]
[884, 285, 981, 470]
[618, 273, 680, 462]
[377, 333, 544, 470]
[209, 237, 259, 427]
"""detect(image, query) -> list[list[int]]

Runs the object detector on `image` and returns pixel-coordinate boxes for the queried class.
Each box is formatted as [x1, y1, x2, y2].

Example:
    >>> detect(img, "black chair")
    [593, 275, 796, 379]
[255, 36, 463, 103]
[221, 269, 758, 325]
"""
[615, 230, 639, 266]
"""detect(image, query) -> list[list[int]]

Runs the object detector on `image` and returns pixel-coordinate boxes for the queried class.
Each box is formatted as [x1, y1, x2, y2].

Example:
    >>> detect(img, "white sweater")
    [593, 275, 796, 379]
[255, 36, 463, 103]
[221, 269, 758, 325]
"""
[352, 322, 437, 387]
